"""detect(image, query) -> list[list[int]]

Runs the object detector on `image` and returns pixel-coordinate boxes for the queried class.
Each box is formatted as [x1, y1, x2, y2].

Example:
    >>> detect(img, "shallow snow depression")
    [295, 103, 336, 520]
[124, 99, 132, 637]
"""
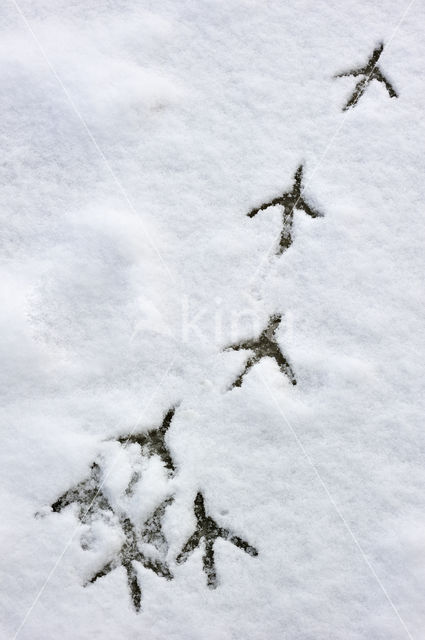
[1, 1, 425, 639]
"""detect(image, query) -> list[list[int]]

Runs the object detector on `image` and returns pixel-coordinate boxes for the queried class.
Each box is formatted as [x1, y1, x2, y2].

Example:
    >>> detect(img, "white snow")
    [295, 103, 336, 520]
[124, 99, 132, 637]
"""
[1, 1, 425, 638]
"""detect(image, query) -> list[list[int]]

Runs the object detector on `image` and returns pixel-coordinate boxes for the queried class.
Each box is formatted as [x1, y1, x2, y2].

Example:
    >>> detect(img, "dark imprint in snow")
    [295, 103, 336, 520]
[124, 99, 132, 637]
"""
[51, 462, 113, 523]
[247, 164, 323, 255]
[140, 495, 174, 555]
[117, 407, 177, 476]
[86, 497, 174, 612]
[176, 492, 258, 588]
[224, 313, 296, 389]
[335, 42, 398, 111]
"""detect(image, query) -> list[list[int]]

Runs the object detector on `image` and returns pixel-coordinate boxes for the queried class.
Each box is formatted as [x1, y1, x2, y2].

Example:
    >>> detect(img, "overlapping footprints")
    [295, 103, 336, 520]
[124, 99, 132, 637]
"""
[224, 314, 296, 389]
[335, 42, 398, 111]
[42, 40, 398, 612]
[247, 165, 323, 255]
[176, 493, 258, 588]
[87, 498, 174, 612]
[48, 407, 257, 609]
[49, 460, 174, 610]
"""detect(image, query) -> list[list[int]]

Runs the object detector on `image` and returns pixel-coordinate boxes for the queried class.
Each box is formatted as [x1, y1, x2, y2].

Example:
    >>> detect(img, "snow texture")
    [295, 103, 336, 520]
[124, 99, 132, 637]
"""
[1, 1, 425, 639]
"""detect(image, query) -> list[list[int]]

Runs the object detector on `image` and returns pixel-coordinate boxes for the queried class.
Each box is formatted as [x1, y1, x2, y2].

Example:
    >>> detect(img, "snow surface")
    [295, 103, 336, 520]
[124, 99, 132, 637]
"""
[1, 0, 425, 638]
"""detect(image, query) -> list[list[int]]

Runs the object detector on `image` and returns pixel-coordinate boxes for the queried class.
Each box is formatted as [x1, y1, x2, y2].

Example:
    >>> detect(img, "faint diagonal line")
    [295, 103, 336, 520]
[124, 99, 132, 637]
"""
[12, 358, 176, 640]
[247, 0, 416, 297]
[9, 0, 418, 637]
[258, 372, 414, 640]
[10, 0, 175, 285]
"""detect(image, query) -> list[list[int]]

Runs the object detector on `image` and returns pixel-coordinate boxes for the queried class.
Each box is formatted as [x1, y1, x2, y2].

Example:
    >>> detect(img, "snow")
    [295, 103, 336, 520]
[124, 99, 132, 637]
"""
[1, 0, 425, 638]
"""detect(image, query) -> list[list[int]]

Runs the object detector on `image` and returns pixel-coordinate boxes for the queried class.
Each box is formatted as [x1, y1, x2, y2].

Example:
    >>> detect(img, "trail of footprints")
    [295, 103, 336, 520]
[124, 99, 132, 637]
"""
[40, 42, 398, 612]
